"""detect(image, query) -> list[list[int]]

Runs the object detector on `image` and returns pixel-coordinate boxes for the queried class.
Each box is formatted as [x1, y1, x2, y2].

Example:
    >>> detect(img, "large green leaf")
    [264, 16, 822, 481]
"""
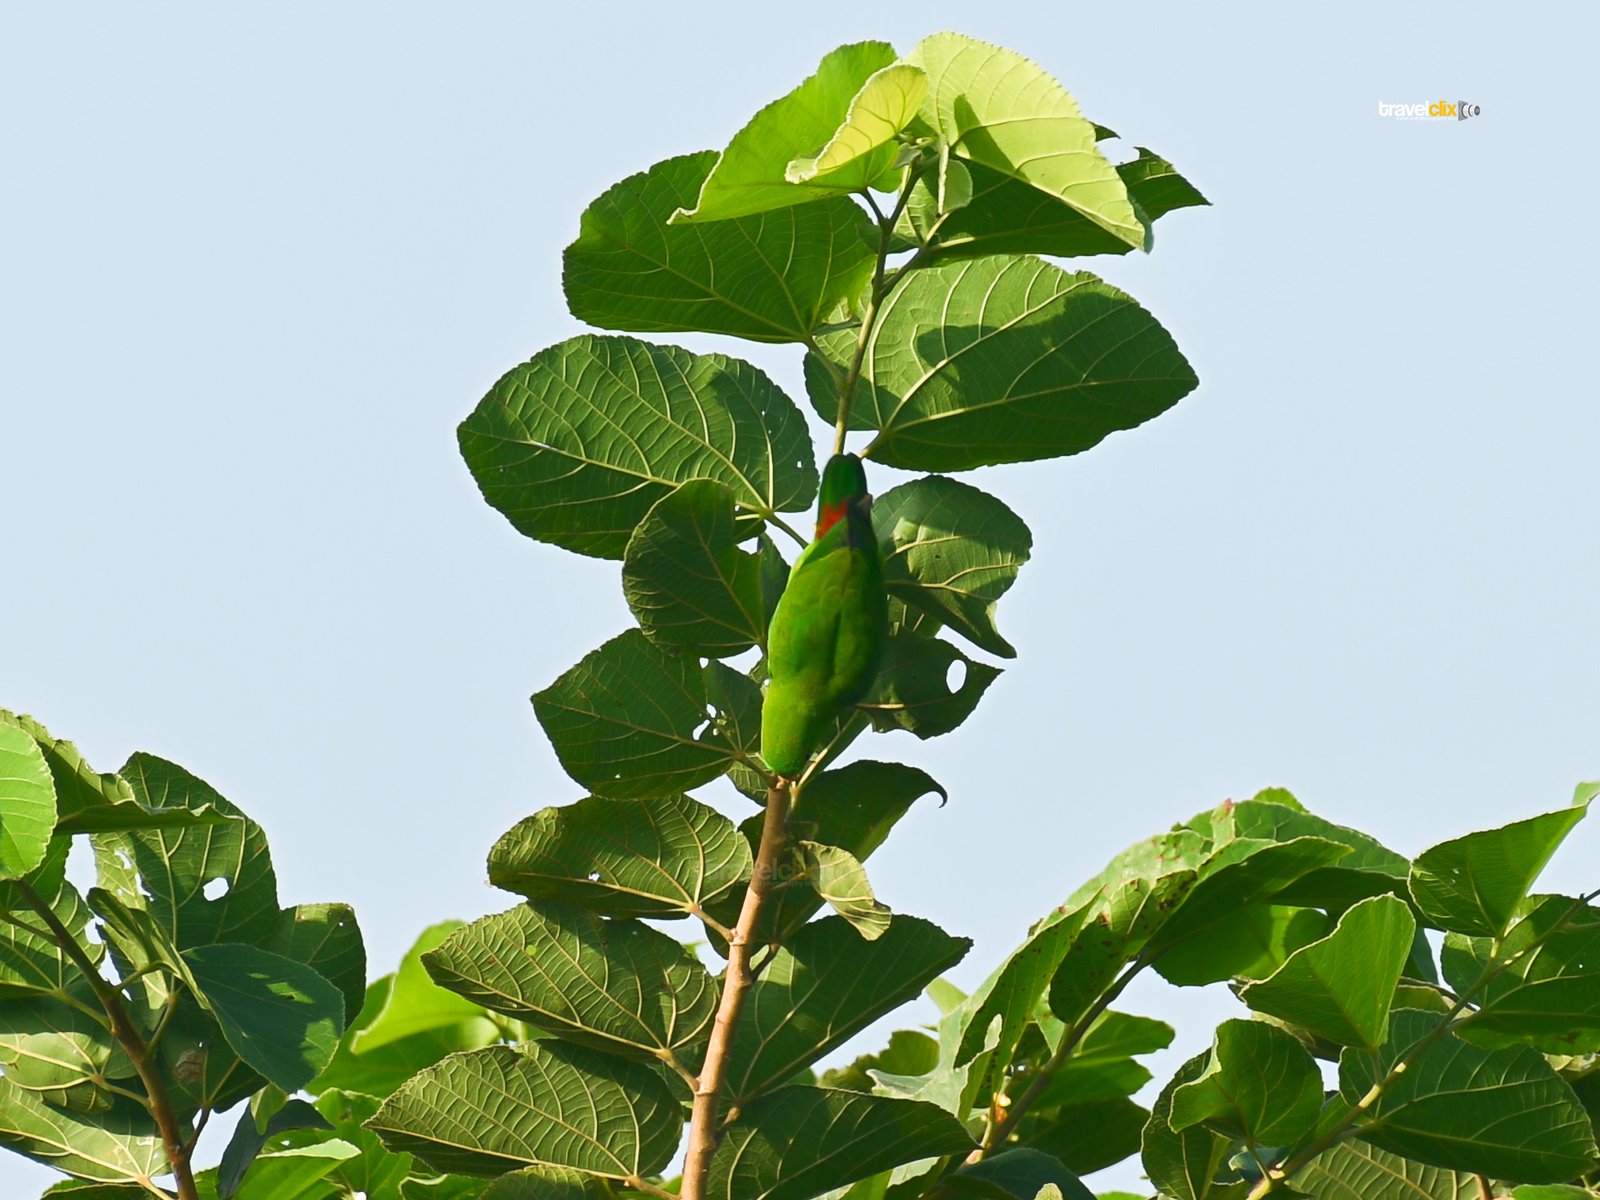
[1141, 1053, 1247, 1200]
[1445, 895, 1600, 1054]
[1340, 1009, 1598, 1181]
[1018, 1095, 1149, 1177]
[1409, 802, 1589, 937]
[0, 1078, 165, 1184]
[459, 335, 817, 559]
[92, 753, 279, 950]
[533, 629, 739, 798]
[872, 475, 1031, 658]
[622, 479, 767, 658]
[821, 1028, 940, 1092]
[722, 915, 969, 1102]
[0, 722, 55, 880]
[0, 992, 130, 1111]
[672, 42, 902, 223]
[807, 257, 1196, 473]
[422, 901, 716, 1059]
[0, 711, 230, 835]
[1290, 1140, 1486, 1199]
[366, 1043, 681, 1179]
[1239, 894, 1415, 1050]
[216, 1097, 332, 1199]
[899, 148, 1206, 262]
[182, 943, 344, 1093]
[201, 1141, 360, 1200]
[906, 32, 1141, 248]
[488, 792, 751, 920]
[864, 629, 1001, 737]
[1170, 1019, 1324, 1148]
[481, 1167, 606, 1200]
[705, 1086, 974, 1200]
[564, 151, 875, 343]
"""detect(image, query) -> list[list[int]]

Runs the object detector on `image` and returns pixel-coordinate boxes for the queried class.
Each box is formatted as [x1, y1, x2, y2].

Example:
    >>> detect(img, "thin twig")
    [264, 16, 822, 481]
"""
[681, 778, 793, 1200]
[17, 881, 200, 1200]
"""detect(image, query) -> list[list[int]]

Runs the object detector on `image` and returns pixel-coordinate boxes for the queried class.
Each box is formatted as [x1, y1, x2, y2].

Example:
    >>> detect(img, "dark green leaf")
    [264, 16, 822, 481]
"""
[1155, 905, 1332, 987]
[723, 915, 969, 1102]
[808, 257, 1196, 473]
[459, 334, 817, 559]
[1409, 802, 1589, 937]
[182, 943, 344, 1093]
[564, 151, 875, 343]
[422, 902, 716, 1059]
[0, 847, 97, 1000]
[898, 147, 1208, 262]
[863, 629, 1001, 737]
[872, 476, 1032, 658]
[1239, 895, 1415, 1050]
[265, 903, 365, 1035]
[482, 1167, 611, 1200]
[1170, 1019, 1324, 1147]
[366, 1043, 681, 1179]
[705, 1086, 974, 1200]
[1019, 1095, 1148, 1176]
[532, 629, 739, 798]
[1341, 1009, 1598, 1181]
[622, 479, 768, 657]
[488, 792, 751, 920]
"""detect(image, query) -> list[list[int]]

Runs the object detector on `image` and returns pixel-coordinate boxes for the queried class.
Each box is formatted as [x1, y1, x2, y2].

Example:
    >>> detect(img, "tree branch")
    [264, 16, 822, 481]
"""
[681, 777, 793, 1200]
[17, 881, 200, 1200]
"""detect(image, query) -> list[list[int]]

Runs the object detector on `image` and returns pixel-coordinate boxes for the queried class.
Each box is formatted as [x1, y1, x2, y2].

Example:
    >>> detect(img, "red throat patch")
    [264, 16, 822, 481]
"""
[815, 499, 848, 538]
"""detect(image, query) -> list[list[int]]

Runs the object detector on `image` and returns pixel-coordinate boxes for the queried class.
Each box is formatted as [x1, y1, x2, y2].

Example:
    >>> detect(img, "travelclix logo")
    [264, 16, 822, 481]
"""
[1378, 99, 1483, 121]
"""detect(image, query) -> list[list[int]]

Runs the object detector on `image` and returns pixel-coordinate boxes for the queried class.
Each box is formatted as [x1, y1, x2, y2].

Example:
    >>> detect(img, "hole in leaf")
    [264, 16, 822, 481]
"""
[202, 878, 229, 901]
[115, 850, 133, 872]
[588, 871, 602, 883]
[694, 720, 713, 739]
[1097, 136, 1138, 165]
[945, 659, 967, 694]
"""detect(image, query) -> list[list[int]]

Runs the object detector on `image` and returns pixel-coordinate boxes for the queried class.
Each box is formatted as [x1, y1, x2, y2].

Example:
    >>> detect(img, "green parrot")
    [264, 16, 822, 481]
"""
[761, 453, 889, 778]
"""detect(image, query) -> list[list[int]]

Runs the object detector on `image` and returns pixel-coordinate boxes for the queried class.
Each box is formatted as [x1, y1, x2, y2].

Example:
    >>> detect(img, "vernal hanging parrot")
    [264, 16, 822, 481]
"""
[761, 453, 889, 778]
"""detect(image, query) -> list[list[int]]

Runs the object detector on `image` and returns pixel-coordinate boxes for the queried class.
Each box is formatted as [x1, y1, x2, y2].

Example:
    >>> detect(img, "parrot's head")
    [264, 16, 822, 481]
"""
[815, 453, 872, 538]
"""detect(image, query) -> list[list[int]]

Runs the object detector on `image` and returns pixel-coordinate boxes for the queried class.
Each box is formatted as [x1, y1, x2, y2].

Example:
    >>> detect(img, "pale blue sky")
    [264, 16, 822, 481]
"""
[3, 2, 1596, 1194]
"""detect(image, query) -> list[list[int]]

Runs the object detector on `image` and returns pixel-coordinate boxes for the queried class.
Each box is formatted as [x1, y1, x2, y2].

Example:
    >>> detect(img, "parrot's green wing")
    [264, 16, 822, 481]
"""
[761, 512, 888, 777]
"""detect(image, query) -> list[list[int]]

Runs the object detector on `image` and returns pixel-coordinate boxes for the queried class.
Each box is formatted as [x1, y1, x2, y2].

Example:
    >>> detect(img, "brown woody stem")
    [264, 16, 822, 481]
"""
[681, 777, 793, 1200]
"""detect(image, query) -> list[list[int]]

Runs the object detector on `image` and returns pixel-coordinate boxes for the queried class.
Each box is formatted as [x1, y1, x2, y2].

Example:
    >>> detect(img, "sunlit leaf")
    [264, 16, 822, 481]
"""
[1290, 1139, 1487, 1200]
[0, 722, 56, 881]
[673, 42, 901, 223]
[1170, 1019, 1324, 1147]
[788, 63, 926, 184]
[799, 842, 891, 939]
[1141, 1053, 1248, 1200]
[0, 1078, 165, 1184]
